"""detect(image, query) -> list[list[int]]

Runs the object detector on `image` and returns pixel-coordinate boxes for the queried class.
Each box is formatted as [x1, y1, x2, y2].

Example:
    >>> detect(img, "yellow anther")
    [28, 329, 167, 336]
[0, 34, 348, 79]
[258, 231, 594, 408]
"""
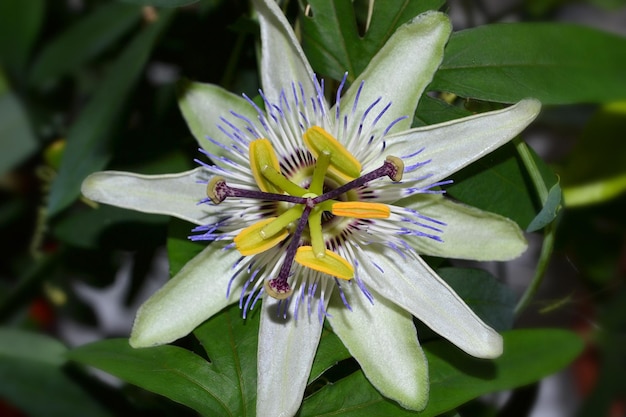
[234, 217, 288, 256]
[250, 139, 282, 193]
[303, 126, 361, 180]
[295, 246, 354, 280]
[331, 201, 391, 219]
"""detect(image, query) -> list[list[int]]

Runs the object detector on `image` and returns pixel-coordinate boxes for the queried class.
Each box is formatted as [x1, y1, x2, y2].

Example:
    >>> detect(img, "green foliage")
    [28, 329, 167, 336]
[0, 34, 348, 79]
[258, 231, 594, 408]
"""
[436, 267, 517, 331]
[447, 141, 558, 229]
[29, 3, 143, 90]
[52, 204, 168, 249]
[301, 0, 445, 81]
[0, 328, 112, 417]
[413, 95, 473, 127]
[167, 218, 206, 275]
[0, 77, 38, 175]
[527, 181, 562, 232]
[431, 23, 626, 104]
[68, 304, 352, 417]
[0, 0, 45, 73]
[299, 329, 583, 416]
[70, 304, 258, 417]
[47, 9, 175, 216]
[0, 327, 67, 365]
[69, 312, 583, 417]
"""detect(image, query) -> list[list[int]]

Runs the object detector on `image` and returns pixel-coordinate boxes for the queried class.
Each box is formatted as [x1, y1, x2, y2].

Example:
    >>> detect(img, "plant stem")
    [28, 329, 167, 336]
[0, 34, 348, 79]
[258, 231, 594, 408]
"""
[513, 138, 557, 316]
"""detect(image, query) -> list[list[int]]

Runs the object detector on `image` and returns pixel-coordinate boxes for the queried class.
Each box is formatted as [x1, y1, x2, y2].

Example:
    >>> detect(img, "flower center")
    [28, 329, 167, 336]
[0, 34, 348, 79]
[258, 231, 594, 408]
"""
[207, 126, 403, 300]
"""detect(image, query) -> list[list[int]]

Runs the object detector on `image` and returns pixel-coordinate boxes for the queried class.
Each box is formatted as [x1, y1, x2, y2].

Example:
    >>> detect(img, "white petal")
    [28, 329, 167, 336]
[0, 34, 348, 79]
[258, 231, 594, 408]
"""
[81, 168, 216, 226]
[256, 286, 329, 417]
[402, 194, 527, 261]
[362, 249, 502, 359]
[340, 11, 451, 134]
[130, 242, 242, 347]
[327, 284, 428, 410]
[384, 98, 541, 185]
[178, 81, 259, 156]
[253, 0, 315, 102]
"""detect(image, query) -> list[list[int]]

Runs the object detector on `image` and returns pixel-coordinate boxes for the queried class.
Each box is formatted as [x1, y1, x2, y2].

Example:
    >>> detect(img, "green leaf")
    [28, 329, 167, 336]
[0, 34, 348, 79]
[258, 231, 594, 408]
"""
[424, 329, 582, 416]
[526, 181, 562, 232]
[47, 10, 174, 217]
[0, 327, 67, 366]
[192, 305, 260, 415]
[52, 204, 167, 249]
[167, 217, 206, 276]
[436, 268, 516, 332]
[0, 80, 38, 175]
[301, 0, 445, 81]
[69, 338, 233, 417]
[431, 23, 626, 105]
[0, 329, 112, 417]
[69, 303, 259, 417]
[413, 95, 472, 127]
[0, 0, 44, 72]
[29, 2, 142, 89]
[0, 360, 113, 417]
[446, 141, 557, 229]
[308, 325, 351, 384]
[300, 329, 583, 416]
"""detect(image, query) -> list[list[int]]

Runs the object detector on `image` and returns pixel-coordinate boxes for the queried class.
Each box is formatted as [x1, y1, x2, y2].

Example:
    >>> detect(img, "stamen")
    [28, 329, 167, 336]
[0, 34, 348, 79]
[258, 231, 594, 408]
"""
[331, 201, 391, 219]
[249, 139, 282, 193]
[234, 217, 289, 255]
[206, 176, 307, 205]
[294, 246, 354, 280]
[302, 126, 361, 180]
[313, 156, 404, 204]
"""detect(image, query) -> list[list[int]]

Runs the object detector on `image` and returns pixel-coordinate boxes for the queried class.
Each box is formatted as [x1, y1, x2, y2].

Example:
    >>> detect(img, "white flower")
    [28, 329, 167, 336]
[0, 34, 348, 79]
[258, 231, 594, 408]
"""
[81, 0, 541, 415]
